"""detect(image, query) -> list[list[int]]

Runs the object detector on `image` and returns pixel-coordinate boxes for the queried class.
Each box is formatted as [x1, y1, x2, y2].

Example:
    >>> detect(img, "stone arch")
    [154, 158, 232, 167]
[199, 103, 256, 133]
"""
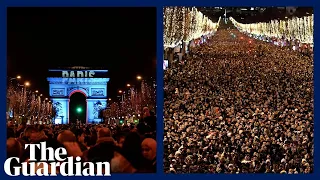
[47, 68, 109, 124]
[68, 89, 88, 124]
[69, 89, 88, 97]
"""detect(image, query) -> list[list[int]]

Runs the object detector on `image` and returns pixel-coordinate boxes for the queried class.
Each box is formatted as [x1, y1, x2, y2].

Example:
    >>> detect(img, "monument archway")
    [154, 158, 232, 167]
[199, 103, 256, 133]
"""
[69, 91, 87, 124]
[47, 67, 109, 124]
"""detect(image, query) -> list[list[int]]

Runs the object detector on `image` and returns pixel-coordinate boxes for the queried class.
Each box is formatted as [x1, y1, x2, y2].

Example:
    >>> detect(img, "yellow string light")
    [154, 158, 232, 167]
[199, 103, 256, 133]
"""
[164, 7, 220, 49]
[230, 15, 313, 44]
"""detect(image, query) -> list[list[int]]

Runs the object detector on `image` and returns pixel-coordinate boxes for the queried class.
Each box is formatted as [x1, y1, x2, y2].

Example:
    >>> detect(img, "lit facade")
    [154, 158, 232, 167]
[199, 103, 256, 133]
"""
[47, 68, 109, 124]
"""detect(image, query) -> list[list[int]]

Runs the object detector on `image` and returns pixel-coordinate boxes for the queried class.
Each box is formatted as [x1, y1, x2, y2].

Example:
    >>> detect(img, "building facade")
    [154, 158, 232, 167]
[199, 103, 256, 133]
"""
[47, 67, 109, 124]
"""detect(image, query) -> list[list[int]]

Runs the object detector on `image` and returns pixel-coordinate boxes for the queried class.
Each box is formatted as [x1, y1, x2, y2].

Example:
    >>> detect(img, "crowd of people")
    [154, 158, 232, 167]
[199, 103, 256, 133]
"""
[6, 108, 157, 174]
[164, 21, 313, 173]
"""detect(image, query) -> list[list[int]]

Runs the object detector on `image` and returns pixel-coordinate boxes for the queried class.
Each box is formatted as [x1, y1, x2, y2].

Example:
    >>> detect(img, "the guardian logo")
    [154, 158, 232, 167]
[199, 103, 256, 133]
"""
[4, 142, 111, 176]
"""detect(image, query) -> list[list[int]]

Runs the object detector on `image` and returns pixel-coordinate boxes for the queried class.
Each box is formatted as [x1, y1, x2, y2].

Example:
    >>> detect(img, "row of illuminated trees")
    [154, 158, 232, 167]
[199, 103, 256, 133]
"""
[230, 14, 313, 44]
[164, 7, 221, 49]
[103, 78, 156, 121]
[7, 75, 54, 124]
[7, 75, 155, 124]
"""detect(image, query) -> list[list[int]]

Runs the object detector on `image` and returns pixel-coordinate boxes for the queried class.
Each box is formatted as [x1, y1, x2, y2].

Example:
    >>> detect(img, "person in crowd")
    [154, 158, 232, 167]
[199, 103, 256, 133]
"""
[141, 138, 157, 172]
[6, 118, 157, 174]
[86, 128, 115, 163]
[75, 128, 90, 151]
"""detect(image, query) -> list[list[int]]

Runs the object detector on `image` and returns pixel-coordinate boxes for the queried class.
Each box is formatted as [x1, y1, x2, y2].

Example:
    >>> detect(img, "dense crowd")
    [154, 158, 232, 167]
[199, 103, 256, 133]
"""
[164, 22, 313, 173]
[7, 108, 157, 174]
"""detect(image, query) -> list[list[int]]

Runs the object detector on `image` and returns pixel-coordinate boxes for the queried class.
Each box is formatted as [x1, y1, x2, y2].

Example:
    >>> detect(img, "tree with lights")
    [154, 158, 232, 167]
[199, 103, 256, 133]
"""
[164, 7, 220, 49]
[7, 84, 22, 121]
[103, 80, 156, 122]
[163, 7, 221, 63]
[230, 14, 313, 44]
[7, 80, 54, 124]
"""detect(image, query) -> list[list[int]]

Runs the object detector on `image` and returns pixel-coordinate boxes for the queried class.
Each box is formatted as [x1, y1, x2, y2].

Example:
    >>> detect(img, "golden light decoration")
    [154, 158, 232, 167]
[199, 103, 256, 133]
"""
[163, 7, 220, 49]
[6, 82, 55, 124]
[105, 80, 156, 119]
[230, 14, 313, 44]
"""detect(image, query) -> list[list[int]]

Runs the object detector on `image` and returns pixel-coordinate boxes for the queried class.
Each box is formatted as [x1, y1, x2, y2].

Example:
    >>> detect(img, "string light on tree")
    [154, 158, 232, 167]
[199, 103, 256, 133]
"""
[6, 77, 54, 124]
[163, 7, 220, 49]
[103, 80, 156, 120]
[230, 15, 313, 44]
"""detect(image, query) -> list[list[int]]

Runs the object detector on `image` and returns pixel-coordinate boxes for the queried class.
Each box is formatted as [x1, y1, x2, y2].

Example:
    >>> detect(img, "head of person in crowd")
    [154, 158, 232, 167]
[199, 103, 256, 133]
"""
[115, 132, 126, 148]
[142, 138, 157, 161]
[143, 107, 150, 118]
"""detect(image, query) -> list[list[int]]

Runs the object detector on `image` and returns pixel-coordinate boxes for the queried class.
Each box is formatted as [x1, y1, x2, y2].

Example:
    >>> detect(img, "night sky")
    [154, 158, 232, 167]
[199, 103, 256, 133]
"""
[7, 7, 156, 100]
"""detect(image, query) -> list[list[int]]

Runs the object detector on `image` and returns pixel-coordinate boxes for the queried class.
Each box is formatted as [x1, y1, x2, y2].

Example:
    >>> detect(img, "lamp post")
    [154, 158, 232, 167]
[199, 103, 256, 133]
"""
[18, 81, 30, 118]
[118, 90, 124, 102]
[136, 75, 142, 81]
[10, 75, 21, 81]
[118, 90, 125, 117]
